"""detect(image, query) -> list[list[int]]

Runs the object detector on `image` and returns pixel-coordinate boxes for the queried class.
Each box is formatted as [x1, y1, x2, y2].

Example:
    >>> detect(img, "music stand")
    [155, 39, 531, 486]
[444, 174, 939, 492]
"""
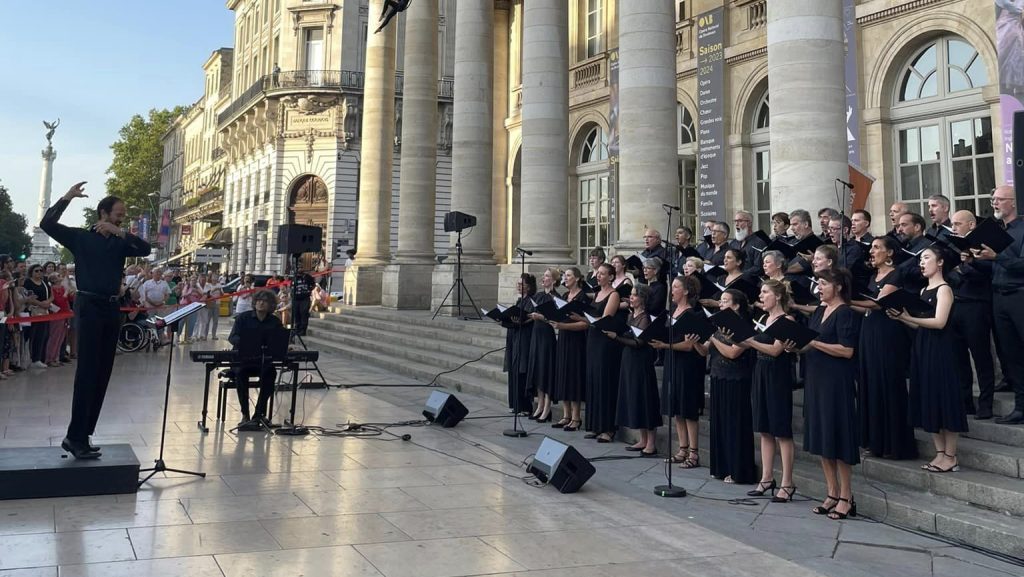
[139, 302, 207, 487]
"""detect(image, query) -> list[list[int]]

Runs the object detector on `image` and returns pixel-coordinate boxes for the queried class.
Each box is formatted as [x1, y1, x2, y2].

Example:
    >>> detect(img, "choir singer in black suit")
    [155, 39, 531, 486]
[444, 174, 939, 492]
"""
[41, 182, 152, 459]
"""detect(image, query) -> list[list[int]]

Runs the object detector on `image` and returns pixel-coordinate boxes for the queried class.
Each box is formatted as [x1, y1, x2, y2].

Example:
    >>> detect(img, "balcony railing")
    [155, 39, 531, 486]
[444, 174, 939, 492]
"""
[570, 55, 607, 91]
[173, 188, 223, 222]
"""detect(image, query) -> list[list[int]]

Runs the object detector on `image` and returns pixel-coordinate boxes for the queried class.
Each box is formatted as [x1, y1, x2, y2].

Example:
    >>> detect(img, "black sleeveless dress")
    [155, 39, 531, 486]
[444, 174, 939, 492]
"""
[503, 296, 534, 412]
[708, 341, 756, 483]
[803, 304, 860, 465]
[909, 285, 968, 434]
[858, 269, 917, 459]
[661, 308, 707, 421]
[751, 322, 794, 439]
[584, 293, 623, 434]
[615, 313, 662, 430]
[526, 291, 557, 396]
[551, 290, 589, 403]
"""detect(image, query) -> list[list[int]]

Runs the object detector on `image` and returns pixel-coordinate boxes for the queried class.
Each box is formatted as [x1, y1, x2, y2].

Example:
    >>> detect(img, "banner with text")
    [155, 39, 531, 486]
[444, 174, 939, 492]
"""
[844, 0, 861, 166]
[995, 0, 1024, 190]
[697, 7, 726, 222]
[608, 48, 620, 159]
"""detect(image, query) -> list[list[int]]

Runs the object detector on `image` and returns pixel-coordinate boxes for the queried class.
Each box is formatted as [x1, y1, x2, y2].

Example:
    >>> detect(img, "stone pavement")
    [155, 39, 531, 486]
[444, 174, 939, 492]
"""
[0, 331, 1020, 577]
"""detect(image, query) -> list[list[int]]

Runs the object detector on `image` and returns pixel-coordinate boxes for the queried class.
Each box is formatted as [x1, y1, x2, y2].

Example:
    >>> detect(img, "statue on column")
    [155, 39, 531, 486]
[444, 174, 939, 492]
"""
[43, 118, 60, 146]
[375, 0, 412, 34]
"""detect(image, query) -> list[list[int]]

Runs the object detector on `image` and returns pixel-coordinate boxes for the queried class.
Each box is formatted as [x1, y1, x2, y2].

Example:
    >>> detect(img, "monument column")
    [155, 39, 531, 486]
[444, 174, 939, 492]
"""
[347, 0, 398, 305]
[431, 0, 498, 313]
[31, 142, 60, 265]
[616, 0, 679, 252]
[519, 0, 571, 263]
[383, 0, 438, 309]
[767, 0, 847, 215]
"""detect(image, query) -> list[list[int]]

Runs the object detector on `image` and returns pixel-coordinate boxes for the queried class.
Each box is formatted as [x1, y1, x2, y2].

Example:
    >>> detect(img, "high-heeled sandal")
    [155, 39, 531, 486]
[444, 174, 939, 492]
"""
[827, 497, 857, 520]
[926, 452, 960, 473]
[667, 446, 690, 464]
[679, 449, 700, 469]
[812, 495, 839, 515]
[921, 451, 943, 470]
[562, 420, 581, 432]
[747, 479, 776, 497]
[771, 486, 797, 503]
[552, 419, 571, 428]
[536, 413, 552, 423]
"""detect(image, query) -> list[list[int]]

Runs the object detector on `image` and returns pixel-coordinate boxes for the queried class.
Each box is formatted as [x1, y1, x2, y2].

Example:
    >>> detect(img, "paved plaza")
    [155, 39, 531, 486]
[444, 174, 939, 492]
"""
[0, 329, 1020, 577]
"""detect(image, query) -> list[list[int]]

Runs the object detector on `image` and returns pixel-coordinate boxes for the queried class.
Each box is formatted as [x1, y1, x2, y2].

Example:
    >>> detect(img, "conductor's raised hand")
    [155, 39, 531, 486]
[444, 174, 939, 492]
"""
[63, 181, 88, 201]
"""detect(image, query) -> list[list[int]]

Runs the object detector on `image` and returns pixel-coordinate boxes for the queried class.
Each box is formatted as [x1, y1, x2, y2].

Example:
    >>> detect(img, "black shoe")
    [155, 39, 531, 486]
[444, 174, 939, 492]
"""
[996, 410, 1024, 425]
[256, 414, 273, 428]
[976, 407, 993, 420]
[61, 437, 101, 459]
[237, 419, 263, 432]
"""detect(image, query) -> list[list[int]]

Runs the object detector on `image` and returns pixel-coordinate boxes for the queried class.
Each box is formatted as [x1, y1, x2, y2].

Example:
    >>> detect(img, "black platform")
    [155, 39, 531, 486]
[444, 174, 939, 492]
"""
[0, 444, 140, 500]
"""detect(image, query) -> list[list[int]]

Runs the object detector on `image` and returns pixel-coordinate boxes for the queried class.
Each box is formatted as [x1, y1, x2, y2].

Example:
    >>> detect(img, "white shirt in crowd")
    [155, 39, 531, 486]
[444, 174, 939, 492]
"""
[140, 278, 170, 308]
[234, 289, 254, 315]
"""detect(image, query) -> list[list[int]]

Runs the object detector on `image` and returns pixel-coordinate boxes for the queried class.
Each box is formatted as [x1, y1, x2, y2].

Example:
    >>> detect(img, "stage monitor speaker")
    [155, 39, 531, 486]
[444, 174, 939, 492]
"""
[443, 211, 477, 233]
[277, 224, 322, 255]
[1014, 110, 1023, 201]
[422, 391, 468, 428]
[527, 437, 595, 493]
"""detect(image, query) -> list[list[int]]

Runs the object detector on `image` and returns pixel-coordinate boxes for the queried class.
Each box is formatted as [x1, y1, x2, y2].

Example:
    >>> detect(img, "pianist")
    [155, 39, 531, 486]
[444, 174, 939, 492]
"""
[228, 290, 283, 429]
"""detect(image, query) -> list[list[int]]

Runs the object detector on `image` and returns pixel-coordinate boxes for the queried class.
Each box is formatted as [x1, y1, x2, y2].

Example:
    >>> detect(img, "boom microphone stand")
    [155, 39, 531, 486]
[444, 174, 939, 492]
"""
[503, 246, 530, 438]
[655, 204, 686, 498]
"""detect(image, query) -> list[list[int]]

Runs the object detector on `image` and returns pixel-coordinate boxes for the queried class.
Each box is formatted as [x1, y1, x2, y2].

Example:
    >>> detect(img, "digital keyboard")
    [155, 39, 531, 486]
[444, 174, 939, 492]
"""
[189, 350, 319, 364]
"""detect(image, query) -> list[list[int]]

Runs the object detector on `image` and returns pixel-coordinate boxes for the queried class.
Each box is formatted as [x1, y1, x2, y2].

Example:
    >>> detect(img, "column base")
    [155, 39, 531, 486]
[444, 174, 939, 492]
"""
[382, 263, 435, 309]
[344, 264, 387, 306]
[28, 227, 59, 266]
[430, 263, 498, 316]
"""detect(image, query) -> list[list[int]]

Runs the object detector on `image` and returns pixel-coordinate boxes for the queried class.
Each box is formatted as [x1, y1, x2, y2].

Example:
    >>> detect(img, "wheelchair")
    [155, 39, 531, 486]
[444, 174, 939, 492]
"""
[117, 316, 164, 353]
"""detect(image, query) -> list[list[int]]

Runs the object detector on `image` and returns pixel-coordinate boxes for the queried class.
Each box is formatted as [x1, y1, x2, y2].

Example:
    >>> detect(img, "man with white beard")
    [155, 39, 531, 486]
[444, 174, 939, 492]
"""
[729, 210, 766, 276]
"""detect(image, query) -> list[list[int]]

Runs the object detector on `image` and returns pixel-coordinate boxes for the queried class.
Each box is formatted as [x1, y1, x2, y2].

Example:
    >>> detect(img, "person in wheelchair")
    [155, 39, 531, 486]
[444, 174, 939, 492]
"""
[228, 290, 284, 430]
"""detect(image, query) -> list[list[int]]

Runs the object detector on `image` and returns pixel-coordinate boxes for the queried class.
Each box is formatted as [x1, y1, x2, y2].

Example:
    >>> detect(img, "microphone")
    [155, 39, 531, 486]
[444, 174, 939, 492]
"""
[662, 203, 681, 211]
[836, 178, 854, 189]
[515, 246, 533, 255]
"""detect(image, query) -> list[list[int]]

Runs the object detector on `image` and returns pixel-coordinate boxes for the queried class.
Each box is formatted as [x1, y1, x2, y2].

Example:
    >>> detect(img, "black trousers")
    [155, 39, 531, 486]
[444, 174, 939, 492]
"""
[293, 298, 311, 335]
[993, 291, 1024, 411]
[236, 365, 277, 419]
[66, 296, 120, 442]
[950, 300, 995, 412]
[29, 321, 48, 363]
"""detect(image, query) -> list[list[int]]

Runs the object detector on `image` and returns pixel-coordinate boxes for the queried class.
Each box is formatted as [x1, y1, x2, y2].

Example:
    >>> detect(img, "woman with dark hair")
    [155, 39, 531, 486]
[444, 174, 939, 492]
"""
[526, 267, 562, 422]
[23, 264, 53, 369]
[744, 280, 797, 501]
[609, 284, 662, 456]
[705, 288, 757, 484]
[586, 247, 606, 289]
[890, 246, 967, 473]
[651, 275, 708, 468]
[700, 248, 751, 309]
[503, 274, 536, 414]
[851, 236, 917, 460]
[610, 254, 633, 311]
[786, 268, 860, 520]
[642, 258, 667, 317]
[577, 262, 622, 442]
[550, 267, 590, 431]
[791, 245, 840, 316]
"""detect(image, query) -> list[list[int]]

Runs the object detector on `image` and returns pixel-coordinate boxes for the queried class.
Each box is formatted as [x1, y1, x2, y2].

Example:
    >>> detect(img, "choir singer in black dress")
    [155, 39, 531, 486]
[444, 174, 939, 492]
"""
[577, 263, 622, 442]
[549, 267, 589, 431]
[526, 267, 562, 423]
[889, 247, 967, 473]
[607, 285, 662, 455]
[503, 274, 536, 414]
[785, 268, 860, 520]
[650, 275, 708, 468]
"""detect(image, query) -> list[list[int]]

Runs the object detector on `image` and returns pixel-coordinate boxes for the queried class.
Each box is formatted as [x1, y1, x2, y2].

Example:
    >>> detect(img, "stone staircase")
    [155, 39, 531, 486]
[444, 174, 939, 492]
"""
[306, 306, 1024, 558]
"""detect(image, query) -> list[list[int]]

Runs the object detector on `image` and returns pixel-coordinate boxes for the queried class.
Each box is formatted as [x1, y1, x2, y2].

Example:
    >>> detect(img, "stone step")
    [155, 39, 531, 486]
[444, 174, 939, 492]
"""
[323, 306, 507, 338]
[311, 313, 508, 350]
[307, 320, 506, 366]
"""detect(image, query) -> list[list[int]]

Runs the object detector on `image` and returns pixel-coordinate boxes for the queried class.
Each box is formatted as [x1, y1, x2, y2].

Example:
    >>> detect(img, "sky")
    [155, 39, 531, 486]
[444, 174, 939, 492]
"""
[0, 1, 236, 228]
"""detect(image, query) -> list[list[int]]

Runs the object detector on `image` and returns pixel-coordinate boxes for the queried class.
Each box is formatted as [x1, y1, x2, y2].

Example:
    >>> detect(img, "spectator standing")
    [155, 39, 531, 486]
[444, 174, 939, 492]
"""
[45, 272, 70, 367]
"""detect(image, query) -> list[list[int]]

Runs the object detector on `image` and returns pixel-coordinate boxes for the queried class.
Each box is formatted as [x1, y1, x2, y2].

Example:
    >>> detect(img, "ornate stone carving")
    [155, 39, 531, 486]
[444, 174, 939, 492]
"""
[438, 103, 453, 152]
[306, 128, 316, 163]
[282, 94, 339, 115]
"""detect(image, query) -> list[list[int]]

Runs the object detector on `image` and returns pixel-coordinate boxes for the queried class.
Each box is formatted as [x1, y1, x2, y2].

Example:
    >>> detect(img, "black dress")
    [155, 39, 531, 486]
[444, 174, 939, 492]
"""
[551, 290, 589, 403]
[708, 340, 756, 483]
[751, 323, 794, 439]
[803, 304, 860, 465]
[909, 285, 968, 434]
[615, 313, 663, 430]
[503, 296, 535, 412]
[584, 293, 623, 434]
[526, 291, 558, 396]
[647, 281, 667, 317]
[858, 270, 917, 459]
[661, 308, 707, 420]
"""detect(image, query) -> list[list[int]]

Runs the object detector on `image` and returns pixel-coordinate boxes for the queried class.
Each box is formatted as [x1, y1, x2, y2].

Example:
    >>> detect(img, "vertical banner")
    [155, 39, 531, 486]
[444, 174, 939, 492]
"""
[607, 48, 620, 159]
[696, 8, 726, 223]
[139, 213, 150, 241]
[995, 0, 1024, 190]
[843, 0, 861, 166]
[158, 208, 171, 246]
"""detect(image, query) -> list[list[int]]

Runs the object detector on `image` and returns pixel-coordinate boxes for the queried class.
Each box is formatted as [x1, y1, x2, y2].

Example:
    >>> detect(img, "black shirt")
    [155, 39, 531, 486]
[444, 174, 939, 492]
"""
[639, 245, 670, 283]
[292, 273, 315, 300]
[696, 242, 729, 266]
[991, 218, 1024, 292]
[40, 198, 151, 297]
[730, 235, 767, 276]
[228, 310, 285, 348]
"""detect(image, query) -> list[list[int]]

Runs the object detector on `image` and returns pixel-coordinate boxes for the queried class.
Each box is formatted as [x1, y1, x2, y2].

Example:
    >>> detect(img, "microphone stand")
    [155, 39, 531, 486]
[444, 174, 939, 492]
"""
[503, 247, 529, 438]
[655, 204, 686, 498]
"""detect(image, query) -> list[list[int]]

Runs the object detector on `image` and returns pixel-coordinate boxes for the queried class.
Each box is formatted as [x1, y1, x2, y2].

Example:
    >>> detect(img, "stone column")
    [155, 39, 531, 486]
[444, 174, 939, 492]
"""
[616, 0, 678, 252]
[348, 0, 397, 305]
[31, 145, 60, 265]
[383, 0, 438, 309]
[519, 0, 571, 263]
[767, 0, 847, 215]
[432, 0, 498, 313]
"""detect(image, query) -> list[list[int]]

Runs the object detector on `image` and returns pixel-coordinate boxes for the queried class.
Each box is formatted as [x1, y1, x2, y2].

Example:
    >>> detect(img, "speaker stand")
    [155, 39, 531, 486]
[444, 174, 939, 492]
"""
[433, 230, 482, 320]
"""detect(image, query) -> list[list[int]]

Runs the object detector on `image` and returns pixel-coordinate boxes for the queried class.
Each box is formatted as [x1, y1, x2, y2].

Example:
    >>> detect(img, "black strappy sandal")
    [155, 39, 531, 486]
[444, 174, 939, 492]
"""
[772, 486, 797, 503]
[812, 495, 839, 515]
[828, 497, 857, 520]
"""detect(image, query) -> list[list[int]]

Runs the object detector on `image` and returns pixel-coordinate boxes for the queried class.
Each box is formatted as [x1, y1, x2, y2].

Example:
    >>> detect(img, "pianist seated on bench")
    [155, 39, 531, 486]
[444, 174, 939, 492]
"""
[228, 290, 285, 429]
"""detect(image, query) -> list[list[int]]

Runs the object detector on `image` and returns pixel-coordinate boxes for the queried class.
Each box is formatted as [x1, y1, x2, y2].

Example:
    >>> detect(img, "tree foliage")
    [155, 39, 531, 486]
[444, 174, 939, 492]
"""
[0, 184, 32, 258]
[91, 106, 185, 225]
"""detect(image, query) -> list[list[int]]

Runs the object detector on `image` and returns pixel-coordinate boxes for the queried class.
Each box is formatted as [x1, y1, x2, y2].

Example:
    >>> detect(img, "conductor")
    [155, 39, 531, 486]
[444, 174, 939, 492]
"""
[40, 182, 152, 459]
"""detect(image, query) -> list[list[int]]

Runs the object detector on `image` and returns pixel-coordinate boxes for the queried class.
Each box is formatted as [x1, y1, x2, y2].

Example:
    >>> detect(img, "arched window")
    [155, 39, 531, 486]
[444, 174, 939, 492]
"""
[750, 91, 771, 232]
[678, 104, 695, 146]
[892, 36, 994, 217]
[577, 126, 611, 264]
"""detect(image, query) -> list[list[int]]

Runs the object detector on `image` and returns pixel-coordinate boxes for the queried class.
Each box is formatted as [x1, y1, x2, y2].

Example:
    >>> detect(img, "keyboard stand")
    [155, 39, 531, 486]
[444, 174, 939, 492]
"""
[198, 363, 216, 433]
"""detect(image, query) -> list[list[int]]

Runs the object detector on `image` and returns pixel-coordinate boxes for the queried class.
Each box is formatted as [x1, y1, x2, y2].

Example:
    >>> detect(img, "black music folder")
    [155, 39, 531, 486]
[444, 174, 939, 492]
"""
[709, 308, 757, 342]
[534, 296, 589, 323]
[762, 235, 822, 261]
[694, 273, 722, 301]
[758, 316, 819, 349]
[584, 312, 628, 335]
[624, 254, 645, 273]
[629, 313, 680, 343]
[703, 264, 726, 278]
[675, 245, 702, 260]
[720, 276, 760, 302]
[482, 304, 522, 323]
[614, 282, 633, 299]
[860, 289, 934, 316]
[675, 310, 717, 342]
[942, 218, 1014, 254]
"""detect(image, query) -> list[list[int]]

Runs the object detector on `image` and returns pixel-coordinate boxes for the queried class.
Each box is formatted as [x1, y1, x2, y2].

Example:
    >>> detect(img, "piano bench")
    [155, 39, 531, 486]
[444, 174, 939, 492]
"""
[216, 371, 275, 423]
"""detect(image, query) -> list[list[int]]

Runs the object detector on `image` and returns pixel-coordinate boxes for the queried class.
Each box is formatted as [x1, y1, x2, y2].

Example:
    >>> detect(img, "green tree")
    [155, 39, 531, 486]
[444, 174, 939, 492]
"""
[92, 106, 185, 224]
[0, 184, 31, 258]
[59, 246, 74, 264]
